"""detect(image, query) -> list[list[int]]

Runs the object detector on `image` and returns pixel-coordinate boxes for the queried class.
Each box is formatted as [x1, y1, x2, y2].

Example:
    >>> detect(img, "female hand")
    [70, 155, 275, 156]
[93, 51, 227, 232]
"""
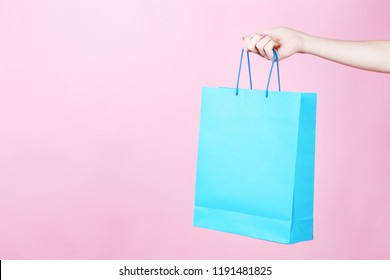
[242, 27, 306, 60]
[242, 27, 390, 73]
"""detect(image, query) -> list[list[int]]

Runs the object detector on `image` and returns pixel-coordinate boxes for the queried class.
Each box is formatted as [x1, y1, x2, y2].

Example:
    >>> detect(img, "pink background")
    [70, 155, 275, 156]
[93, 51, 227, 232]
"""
[0, 0, 389, 259]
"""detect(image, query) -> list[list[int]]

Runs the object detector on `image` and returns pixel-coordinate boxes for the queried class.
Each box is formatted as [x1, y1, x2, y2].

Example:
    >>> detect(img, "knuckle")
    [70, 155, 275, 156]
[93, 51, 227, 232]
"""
[265, 42, 274, 51]
[262, 35, 270, 41]
[247, 45, 256, 52]
[258, 49, 265, 56]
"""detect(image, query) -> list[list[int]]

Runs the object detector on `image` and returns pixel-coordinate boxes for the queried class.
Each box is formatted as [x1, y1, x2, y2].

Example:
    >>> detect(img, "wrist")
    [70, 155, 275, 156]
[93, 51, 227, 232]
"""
[298, 31, 313, 54]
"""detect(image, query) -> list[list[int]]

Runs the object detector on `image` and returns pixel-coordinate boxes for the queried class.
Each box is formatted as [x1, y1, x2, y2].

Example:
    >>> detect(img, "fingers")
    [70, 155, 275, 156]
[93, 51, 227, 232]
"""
[242, 34, 278, 60]
[246, 33, 263, 55]
[242, 35, 251, 52]
[256, 35, 273, 60]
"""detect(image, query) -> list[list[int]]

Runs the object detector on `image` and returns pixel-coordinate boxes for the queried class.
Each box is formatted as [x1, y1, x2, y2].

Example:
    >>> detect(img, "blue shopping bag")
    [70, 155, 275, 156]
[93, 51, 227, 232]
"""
[193, 49, 317, 244]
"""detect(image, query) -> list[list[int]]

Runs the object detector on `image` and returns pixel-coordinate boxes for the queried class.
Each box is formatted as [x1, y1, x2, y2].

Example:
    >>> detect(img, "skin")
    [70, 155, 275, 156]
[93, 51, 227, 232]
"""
[242, 27, 390, 73]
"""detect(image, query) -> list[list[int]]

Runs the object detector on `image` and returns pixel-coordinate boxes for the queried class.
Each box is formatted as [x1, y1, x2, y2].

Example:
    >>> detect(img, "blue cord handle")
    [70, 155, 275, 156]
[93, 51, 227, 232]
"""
[235, 48, 281, 97]
[265, 49, 281, 97]
[235, 48, 253, 95]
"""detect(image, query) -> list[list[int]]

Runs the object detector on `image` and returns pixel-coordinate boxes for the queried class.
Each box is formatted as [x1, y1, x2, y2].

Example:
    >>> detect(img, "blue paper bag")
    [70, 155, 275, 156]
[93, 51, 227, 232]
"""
[193, 49, 317, 244]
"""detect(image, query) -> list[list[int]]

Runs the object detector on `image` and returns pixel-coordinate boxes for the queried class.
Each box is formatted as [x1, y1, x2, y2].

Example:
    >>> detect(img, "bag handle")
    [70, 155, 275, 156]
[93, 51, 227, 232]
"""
[265, 49, 281, 97]
[235, 48, 253, 95]
[235, 48, 281, 98]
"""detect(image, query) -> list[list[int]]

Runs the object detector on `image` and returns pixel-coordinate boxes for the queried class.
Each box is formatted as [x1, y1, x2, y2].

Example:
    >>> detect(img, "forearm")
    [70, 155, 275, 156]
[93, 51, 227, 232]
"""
[301, 33, 390, 73]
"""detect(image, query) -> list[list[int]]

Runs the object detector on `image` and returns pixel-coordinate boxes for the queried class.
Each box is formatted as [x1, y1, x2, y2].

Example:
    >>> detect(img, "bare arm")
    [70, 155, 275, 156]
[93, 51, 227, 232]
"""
[242, 27, 390, 73]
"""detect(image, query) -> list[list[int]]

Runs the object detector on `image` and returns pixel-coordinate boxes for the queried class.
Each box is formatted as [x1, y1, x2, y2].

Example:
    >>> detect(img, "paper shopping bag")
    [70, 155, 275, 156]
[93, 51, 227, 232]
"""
[193, 49, 317, 244]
